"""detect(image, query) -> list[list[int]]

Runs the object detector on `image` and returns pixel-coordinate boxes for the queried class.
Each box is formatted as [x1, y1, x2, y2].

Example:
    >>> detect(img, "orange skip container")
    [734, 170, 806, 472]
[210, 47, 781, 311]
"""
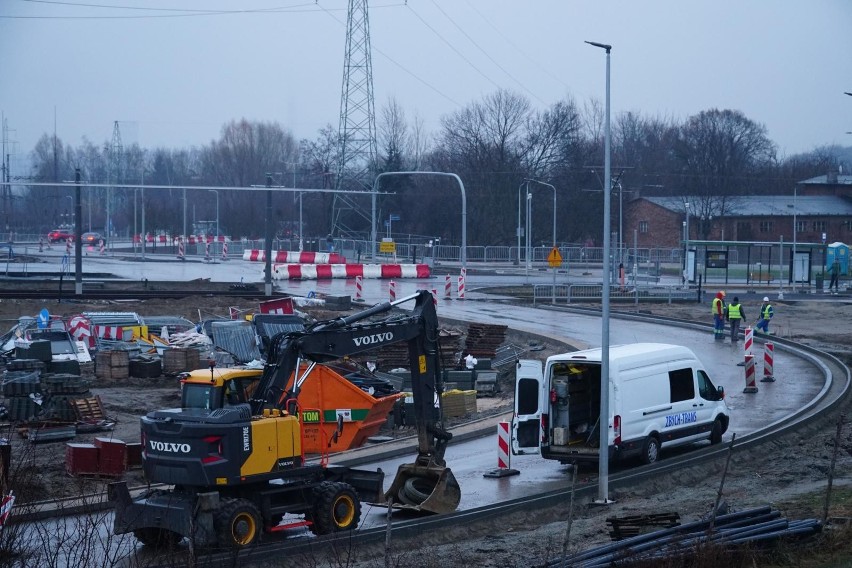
[287, 365, 402, 454]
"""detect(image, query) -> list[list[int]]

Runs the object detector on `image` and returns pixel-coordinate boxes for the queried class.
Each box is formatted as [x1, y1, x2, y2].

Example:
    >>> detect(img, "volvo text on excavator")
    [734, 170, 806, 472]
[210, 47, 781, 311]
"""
[109, 290, 460, 549]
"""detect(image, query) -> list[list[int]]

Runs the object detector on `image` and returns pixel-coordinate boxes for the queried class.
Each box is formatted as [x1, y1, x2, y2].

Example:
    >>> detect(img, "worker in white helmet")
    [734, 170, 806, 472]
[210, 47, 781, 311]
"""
[755, 296, 774, 335]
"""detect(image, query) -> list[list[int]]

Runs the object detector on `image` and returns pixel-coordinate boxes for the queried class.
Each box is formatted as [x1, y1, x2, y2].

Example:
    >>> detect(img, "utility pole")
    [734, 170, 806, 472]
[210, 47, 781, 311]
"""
[108, 121, 123, 247]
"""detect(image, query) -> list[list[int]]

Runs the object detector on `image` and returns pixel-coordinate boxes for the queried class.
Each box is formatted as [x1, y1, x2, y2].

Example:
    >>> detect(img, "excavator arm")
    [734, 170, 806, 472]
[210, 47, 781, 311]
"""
[248, 291, 458, 512]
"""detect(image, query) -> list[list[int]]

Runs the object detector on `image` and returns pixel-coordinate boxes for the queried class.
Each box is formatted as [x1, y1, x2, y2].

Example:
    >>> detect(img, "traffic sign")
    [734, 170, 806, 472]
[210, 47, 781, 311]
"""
[547, 247, 563, 268]
[379, 241, 396, 253]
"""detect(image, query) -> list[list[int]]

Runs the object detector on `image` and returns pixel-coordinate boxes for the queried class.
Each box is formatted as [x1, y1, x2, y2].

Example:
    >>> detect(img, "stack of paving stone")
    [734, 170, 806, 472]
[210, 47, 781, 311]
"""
[372, 329, 462, 371]
[40, 373, 93, 421]
[2, 361, 45, 422]
[462, 323, 508, 359]
[162, 347, 202, 375]
[95, 350, 130, 381]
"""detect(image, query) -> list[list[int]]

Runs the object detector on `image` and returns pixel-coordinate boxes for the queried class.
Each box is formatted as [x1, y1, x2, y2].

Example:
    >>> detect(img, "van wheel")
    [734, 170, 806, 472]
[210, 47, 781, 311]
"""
[640, 436, 660, 465]
[710, 419, 723, 445]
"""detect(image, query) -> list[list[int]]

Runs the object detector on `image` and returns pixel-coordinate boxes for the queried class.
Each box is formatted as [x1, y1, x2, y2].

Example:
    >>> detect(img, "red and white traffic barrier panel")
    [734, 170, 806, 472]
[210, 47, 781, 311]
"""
[68, 315, 92, 346]
[744, 326, 753, 354]
[354, 275, 364, 302]
[98, 239, 105, 255]
[761, 342, 775, 382]
[743, 354, 758, 393]
[445, 275, 452, 299]
[483, 421, 520, 478]
[242, 250, 346, 264]
[431, 289, 439, 306]
[270, 264, 431, 280]
[221, 242, 229, 260]
[458, 274, 465, 300]
[389, 280, 396, 302]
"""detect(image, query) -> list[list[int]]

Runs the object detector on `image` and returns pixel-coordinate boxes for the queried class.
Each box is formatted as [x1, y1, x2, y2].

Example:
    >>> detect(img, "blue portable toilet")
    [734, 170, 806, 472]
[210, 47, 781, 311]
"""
[826, 242, 849, 275]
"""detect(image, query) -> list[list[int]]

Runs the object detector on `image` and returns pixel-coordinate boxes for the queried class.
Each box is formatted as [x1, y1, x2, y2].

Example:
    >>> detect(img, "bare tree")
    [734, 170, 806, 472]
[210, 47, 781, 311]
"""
[674, 108, 776, 222]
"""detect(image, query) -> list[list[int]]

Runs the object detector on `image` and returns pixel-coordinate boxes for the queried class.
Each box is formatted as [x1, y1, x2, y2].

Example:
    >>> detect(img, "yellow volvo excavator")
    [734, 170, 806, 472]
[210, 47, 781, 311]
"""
[110, 290, 460, 548]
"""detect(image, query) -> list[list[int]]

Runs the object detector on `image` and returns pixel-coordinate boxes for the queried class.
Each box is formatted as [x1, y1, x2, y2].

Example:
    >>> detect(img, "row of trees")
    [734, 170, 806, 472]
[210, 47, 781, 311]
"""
[14, 89, 847, 245]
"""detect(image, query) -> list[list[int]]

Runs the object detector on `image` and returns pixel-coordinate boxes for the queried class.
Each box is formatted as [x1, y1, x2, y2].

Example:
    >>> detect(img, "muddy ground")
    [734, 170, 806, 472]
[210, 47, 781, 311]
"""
[1, 290, 851, 566]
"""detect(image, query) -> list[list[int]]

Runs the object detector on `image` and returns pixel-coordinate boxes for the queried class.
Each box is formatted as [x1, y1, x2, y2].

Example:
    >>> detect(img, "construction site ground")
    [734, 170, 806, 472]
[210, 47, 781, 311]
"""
[0, 287, 851, 567]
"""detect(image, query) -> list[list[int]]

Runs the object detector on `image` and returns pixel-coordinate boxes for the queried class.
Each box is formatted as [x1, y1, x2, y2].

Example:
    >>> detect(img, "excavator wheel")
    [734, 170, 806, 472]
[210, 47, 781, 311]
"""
[214, 498, 262, 548]
[133, 528, 182, 549]
[309, 481, 361, 536]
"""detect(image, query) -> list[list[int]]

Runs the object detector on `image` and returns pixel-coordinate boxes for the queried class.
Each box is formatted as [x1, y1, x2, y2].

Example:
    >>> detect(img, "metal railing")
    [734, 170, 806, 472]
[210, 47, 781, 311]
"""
[532, 284, 698, 305]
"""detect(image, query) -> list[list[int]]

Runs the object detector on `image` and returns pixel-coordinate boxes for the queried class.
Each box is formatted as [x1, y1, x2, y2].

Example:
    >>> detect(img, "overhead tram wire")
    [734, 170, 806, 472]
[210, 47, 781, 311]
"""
[428, 0, 548, 106]
[9, 1, 407, 19]
[462, 0, 570, 92]
[405, 3, 503, 92]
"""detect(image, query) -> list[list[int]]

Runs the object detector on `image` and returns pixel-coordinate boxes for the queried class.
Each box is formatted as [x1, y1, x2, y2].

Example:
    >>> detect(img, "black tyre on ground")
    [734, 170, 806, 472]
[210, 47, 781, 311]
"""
[133, 528, 182, 549]
[214, 498, 262, 548]
[640, 435, 660, 465]
[309, 481, 361, 536]
[710, 418, 724, 445]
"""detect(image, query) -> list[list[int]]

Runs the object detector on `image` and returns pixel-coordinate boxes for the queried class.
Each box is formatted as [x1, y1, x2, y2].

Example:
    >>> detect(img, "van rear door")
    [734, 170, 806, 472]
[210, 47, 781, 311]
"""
[512, 359, 544, 455]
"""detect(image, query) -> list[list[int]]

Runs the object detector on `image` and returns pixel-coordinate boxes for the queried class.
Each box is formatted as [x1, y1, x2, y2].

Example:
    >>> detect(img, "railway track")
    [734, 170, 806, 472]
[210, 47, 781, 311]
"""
[134, 306, 850, 568]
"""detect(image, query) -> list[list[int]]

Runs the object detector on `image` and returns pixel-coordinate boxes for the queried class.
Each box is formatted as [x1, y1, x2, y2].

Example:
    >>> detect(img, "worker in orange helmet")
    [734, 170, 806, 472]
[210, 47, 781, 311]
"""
[711, 290, 727, 341]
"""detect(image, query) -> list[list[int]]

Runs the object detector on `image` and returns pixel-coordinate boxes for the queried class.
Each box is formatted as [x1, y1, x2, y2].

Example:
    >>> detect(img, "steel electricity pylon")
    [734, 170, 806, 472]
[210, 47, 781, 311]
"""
[331, 0, 378, 241]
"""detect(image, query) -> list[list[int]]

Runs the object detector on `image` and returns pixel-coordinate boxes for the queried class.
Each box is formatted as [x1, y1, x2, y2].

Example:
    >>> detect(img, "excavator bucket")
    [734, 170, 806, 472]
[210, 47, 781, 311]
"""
[384, 461, 461, 514]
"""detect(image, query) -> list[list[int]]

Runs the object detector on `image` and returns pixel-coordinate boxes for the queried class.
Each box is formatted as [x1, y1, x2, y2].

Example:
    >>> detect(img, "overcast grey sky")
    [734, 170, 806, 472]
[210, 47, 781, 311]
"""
[1, 0, 851, 172]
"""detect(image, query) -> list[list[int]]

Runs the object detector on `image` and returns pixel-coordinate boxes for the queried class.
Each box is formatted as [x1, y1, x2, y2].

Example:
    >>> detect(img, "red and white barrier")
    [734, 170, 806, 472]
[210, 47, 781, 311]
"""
[743, 354, 758, 393]
[458, 274, 465, 300]
[761, 342, 775, 382]
[354, 275, 363, 302]
[0, 492, 15, 527]
[431, 288, 438, 306]
[445, 275, 452, 299]
[483, 421, 520, 478]
[270, 264, 431, 280]
[744, 326, 753, 354]
[243, 250, 346, 264]
[389, 280, 396, 302]
[221, 242, 229, 260]
[68, 315, 92, 345]
[177, 239, 185, 260]
[98, 239, 105, 255]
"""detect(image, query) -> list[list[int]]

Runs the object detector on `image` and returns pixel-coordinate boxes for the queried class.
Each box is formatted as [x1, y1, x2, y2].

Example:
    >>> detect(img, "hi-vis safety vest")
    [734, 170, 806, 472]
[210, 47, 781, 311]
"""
[728, 304, 742, 319]
[761, 304, 773, 319]
[712, 297, 724, 315]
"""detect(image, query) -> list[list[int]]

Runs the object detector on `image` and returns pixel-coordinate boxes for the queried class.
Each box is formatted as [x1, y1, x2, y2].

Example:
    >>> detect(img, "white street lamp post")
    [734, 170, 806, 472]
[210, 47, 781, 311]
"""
[684, 201, 690, 283]
[209, 190, 219, 255]
[586, 38, 613, 505]
[526, 179, 557, 302]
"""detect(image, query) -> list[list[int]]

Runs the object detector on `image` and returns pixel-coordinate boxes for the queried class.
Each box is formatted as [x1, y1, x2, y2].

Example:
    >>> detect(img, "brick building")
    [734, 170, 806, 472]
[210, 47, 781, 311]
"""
[624, 174, 852, 249]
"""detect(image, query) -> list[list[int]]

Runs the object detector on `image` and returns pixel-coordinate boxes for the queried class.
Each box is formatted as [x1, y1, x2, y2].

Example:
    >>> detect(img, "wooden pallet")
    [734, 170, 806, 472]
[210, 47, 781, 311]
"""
[71, 395, 107, 422]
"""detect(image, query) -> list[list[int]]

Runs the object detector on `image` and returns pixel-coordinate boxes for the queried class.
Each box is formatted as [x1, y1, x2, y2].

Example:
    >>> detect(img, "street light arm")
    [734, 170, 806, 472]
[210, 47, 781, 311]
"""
[585, 40, 612, 53]
[372, 171, 467, 269]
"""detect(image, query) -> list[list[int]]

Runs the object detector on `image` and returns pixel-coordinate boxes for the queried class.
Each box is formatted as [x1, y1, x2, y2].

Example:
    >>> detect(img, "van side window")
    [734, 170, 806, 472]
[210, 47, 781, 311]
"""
[697, 370, 720, 401]
[517, 378, 539, 415]
[668, 368, 695, 403]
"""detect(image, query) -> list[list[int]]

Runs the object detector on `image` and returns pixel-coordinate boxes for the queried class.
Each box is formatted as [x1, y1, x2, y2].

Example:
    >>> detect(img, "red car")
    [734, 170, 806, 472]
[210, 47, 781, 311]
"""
[48, 228, 74, 243]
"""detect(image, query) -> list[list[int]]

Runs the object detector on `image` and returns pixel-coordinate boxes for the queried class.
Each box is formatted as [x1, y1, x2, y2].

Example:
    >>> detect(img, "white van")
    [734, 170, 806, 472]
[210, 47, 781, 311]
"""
[512, 343, 730, 465]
